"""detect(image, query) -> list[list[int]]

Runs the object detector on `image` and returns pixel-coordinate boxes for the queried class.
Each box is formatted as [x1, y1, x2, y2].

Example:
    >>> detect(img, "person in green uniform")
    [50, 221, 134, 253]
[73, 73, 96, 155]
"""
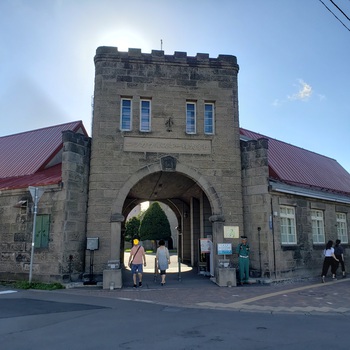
[236, 235, 250, 285]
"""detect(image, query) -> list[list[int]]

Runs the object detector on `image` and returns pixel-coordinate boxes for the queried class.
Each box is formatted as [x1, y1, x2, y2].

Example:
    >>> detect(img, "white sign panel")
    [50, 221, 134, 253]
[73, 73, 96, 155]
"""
[200, 238, 211, 253]
[217, 243, 232, 255]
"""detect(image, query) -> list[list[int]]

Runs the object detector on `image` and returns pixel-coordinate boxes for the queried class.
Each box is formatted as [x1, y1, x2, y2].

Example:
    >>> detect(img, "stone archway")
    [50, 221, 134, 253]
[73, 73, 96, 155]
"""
[111, 159, 222, 215]
[109, 157, 223, 267]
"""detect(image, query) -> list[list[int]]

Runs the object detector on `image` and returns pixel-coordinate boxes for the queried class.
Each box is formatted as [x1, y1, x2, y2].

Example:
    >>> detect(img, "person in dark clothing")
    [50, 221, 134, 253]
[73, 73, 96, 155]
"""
[236, 236, 250, 285]
[321, 240, 339, 283]
[334, 239, 346, 278]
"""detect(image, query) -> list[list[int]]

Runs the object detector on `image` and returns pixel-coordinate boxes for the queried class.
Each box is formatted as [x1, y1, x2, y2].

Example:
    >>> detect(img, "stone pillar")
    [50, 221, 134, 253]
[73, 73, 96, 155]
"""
[209, 215, 225, 272]
[110, 213, 124, 261]
[102, 213, 124, 289]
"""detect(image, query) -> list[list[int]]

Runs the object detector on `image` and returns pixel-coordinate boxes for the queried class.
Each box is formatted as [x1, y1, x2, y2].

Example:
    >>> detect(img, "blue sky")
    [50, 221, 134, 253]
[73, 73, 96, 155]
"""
[1, 0, 350, 173]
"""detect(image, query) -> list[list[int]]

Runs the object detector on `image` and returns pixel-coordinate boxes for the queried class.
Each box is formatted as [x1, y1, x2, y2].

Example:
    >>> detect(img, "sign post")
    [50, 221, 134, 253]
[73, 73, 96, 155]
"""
[28, 186, 45, 283]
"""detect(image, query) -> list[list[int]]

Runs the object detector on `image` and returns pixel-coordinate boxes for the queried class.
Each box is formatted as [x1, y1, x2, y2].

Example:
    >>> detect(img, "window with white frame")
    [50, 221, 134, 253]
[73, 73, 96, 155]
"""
[280, 206, 297, 244]
[140, 99, 151, 132]
[311, 210, 325, 244]
[120, 98, 132, 131]
[186, 102, 196, 134]
[204, 103, 214, 134]
[337, 212, 348, 243]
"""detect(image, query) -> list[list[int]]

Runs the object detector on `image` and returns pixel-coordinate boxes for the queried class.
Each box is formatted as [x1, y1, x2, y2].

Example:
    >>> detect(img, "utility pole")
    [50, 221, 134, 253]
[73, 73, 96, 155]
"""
[28, 186, 45, 283]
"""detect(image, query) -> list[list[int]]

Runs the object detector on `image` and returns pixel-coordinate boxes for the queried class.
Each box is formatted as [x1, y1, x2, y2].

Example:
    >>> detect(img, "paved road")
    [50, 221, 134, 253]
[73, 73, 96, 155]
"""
[1, 274, 350, 350]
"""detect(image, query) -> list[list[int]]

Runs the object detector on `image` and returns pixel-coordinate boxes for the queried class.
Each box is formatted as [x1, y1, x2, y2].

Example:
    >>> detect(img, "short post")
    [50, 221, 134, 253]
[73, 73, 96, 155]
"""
[178, 256, 182, 281]
[258, 227, 262, 277]
[68, 255, 73, 282]
[154, 257, 157, 282]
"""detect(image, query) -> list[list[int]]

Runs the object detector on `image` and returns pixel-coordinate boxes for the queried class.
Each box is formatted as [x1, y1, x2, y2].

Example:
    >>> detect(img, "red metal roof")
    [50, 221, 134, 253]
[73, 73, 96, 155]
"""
[0, 121, 87, 190]
[0, 164, 62, 191]
[1, 122, 349, 196]
[240, 128, 350, 195]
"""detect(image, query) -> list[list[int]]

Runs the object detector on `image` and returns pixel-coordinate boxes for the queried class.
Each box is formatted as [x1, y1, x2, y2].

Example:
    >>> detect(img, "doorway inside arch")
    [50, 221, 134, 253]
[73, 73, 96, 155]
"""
[120, 171, 214, 285]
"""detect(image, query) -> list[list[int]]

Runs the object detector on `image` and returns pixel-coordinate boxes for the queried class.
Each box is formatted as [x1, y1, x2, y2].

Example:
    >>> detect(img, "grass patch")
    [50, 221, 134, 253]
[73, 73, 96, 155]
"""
[1, 281, 65, 290]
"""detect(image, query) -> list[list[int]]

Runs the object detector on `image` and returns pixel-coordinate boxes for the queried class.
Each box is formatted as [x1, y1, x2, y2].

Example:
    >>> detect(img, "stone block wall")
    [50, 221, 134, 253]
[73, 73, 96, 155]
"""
[0, 188, 32, 280]
[0, 185, 67, 282]
[271, 194, 350, 278]
[240, 138, 272, 277]
[0, 131, 90, 283]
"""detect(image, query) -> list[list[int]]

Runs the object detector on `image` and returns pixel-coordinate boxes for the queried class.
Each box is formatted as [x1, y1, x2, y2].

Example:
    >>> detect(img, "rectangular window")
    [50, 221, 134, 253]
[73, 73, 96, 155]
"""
[120, 98, 132, 131]
[311, 210, 325, 244]
[34, 214, 50, 248]
[204, 103, 214, 134]
[140, 99, 151, 132]
[186, 102, 196, 134]
[280, 206, 297, 244]
[337, 212, 348, 243]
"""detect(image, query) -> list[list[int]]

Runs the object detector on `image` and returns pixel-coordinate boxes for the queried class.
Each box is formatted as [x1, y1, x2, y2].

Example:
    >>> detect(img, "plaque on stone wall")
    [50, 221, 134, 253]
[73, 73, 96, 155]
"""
[161, 156, 176, 172]
[124, 136, 211, 154]
[224, 226, 239, 238]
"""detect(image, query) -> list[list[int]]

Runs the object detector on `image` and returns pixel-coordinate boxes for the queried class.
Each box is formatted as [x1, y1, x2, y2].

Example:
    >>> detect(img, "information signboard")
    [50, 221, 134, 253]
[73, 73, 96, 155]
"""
[217, 243, 232, 255]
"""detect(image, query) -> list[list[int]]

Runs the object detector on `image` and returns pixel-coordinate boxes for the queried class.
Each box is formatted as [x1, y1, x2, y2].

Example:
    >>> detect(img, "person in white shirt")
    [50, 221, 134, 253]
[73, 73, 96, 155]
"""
[156, 240, 170, 286]
[321, 240, 339, 283]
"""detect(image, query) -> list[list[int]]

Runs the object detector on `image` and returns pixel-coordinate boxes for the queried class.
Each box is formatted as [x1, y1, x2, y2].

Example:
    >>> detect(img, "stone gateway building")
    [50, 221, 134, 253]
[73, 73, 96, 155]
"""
[1, 47, 350, 286]
[89, 47, 244, 287]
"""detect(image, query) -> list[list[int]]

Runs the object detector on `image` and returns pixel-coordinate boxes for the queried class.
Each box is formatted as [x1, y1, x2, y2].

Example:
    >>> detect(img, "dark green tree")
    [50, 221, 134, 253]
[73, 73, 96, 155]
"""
[139, 202, 171, 242]
[124, 216, 140, 242]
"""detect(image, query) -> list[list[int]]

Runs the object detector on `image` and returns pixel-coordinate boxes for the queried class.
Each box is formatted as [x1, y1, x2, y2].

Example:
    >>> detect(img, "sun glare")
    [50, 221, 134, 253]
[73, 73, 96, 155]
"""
[99, 29, 152, 52]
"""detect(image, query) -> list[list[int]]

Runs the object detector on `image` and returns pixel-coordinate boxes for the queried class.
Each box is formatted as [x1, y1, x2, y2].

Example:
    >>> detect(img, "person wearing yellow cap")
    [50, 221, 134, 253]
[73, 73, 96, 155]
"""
[128, 238, 146, 288]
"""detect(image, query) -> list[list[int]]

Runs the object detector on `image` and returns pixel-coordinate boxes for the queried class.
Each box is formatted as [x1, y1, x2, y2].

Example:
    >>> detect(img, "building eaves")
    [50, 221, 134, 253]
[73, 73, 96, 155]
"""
[269, 180, 350, 205]
[0, 164, 62, 191]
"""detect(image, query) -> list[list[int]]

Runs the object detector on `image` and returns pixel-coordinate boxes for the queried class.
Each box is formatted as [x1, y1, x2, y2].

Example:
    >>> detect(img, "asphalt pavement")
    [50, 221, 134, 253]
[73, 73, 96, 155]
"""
[3, 278, 350, 350]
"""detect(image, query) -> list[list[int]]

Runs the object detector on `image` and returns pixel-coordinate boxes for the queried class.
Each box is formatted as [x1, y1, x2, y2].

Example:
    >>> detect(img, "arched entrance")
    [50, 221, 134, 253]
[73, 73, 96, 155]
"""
[109, 157, 223, 276]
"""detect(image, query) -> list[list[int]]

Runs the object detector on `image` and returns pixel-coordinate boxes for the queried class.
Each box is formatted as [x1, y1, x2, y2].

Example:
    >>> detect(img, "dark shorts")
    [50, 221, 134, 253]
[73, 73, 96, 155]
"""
[159, 269, 166, 275]
[131, 264, 143, 274]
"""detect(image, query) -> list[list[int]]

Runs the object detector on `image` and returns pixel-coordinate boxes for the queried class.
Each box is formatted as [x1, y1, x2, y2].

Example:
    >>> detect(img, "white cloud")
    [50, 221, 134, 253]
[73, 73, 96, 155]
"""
[288, 79, 312, 101]
[272, 79, 317, 107]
